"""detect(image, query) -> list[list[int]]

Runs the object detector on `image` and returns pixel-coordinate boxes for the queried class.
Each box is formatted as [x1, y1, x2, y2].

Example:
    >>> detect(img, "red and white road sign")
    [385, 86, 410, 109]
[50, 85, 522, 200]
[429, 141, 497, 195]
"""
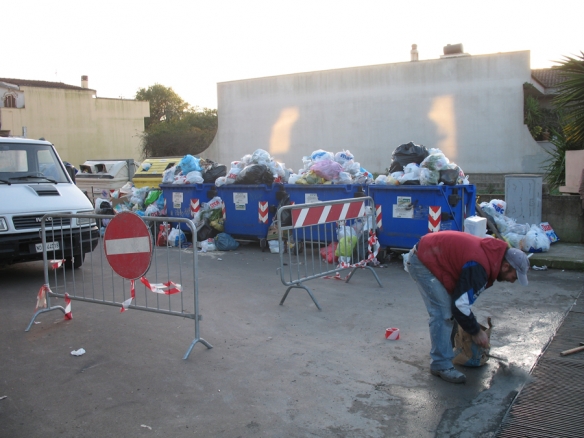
[103, 212, 152, 280]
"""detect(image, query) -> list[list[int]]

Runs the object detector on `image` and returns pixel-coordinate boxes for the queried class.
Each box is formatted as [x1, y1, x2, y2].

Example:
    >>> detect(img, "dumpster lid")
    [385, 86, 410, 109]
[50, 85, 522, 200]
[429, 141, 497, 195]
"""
[135, 157, 181, 176]
[77, 160, 138, 179]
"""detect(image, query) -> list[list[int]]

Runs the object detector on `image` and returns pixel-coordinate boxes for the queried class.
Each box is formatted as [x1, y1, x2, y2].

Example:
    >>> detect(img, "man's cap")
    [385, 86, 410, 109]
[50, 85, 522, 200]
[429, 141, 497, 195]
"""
[505, 248, 529, 286]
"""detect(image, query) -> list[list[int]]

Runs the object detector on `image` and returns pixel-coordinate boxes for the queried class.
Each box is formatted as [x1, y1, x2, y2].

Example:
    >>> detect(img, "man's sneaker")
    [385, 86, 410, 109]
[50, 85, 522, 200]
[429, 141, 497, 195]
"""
[430, 367, 466, 384]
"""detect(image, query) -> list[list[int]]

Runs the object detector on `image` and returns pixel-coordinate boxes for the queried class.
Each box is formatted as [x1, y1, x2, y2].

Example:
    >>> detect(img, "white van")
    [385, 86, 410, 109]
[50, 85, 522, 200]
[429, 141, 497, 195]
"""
[0, 137, 99, 268]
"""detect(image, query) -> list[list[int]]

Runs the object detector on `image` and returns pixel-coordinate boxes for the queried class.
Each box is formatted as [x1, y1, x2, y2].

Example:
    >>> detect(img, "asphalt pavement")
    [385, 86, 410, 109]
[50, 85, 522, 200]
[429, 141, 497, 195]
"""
[1, 242, 582, 438]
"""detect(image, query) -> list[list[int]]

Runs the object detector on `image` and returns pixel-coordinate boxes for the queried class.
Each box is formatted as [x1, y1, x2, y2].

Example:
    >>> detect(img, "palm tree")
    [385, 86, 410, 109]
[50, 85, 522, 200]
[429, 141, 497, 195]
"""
[553, 52, 584, 148]
[543, 52, 584, 190]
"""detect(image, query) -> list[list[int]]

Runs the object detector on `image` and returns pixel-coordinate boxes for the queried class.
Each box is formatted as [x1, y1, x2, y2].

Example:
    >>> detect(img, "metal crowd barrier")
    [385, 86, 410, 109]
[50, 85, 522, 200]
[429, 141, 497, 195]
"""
[277, 196, 383, 310]
[25, 213, 212, 359]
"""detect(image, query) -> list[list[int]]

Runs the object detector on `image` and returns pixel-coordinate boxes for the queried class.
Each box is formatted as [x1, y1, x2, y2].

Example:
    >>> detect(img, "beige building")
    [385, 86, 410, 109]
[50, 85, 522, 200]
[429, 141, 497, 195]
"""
[205, 49, 552, 179]
[0, 76, 149, 168]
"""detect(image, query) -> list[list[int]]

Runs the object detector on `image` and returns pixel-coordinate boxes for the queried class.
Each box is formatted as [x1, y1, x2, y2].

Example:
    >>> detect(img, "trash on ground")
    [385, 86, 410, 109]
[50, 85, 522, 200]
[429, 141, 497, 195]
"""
[70, 348, 86, 356]
[385, 328, 400, 340]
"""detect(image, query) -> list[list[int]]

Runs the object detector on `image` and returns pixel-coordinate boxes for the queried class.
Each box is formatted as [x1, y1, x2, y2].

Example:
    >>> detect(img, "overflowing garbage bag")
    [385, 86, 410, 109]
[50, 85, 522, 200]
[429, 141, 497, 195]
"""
[215, 149, 289, 187]
[329, 207, 379, 265]
[479, 199, 556, 253]
[193, 196, 225, 242]
[287, 148, 373, 185]
[234, 164, 275, 185]
[375, 144, 469, 186]
[388, 142, 429, 173]
[202, 160, 227, 183]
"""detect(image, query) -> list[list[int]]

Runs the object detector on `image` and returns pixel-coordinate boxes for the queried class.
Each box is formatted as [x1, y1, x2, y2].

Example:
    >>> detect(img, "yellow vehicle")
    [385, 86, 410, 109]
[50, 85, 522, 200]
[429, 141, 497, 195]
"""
[133, 157, 181, 189]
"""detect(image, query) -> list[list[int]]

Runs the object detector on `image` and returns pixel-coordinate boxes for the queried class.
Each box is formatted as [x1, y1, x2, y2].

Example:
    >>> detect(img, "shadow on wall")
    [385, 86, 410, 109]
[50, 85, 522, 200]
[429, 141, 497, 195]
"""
[265, 97, 455, 170]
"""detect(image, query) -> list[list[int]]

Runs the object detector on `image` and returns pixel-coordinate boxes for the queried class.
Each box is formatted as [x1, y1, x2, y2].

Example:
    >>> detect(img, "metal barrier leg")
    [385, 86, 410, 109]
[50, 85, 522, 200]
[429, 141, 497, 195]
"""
[343, 266, 383, 287]
[280, 284, 322, 310]
[25, 305, 67, 332]
[183, 338, 213, 360]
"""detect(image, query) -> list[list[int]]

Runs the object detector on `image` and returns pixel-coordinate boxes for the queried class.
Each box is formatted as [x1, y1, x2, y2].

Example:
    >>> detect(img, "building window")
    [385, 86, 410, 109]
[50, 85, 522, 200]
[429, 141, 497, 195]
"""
[4, 94, 16, 108]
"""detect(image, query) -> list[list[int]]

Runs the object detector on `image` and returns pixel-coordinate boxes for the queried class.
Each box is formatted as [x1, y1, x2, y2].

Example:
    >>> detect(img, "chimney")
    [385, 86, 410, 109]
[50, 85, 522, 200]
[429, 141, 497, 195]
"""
[81, 75, 89, 88]
[443, 44, 463, 56]
[410, 44, 419, 62]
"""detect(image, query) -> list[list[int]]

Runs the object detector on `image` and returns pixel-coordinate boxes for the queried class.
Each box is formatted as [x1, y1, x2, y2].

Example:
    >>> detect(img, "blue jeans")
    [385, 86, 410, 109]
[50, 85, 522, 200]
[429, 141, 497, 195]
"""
[407, 249, 455, 371]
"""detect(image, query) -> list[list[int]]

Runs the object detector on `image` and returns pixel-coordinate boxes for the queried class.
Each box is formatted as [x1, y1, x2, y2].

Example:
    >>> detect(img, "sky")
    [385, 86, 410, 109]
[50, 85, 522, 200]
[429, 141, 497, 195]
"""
[5, 0, 582, 110]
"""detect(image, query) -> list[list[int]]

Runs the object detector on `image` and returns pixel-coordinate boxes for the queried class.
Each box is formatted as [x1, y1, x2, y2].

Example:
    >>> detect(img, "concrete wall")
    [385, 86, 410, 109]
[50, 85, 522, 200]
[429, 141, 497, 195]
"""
[0, 86, 149, 168]
[205, 50, 548, 176]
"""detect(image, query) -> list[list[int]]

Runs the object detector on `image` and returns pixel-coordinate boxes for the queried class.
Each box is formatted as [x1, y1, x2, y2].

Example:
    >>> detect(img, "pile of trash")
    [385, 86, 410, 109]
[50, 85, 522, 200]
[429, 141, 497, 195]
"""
[374, 141, 469, 186]
[479, 199, 559, 253]
[95, 182, 166, 218]
[162, 155, 227, 185]
[216, 149, 290, 186]
[288, 149, 373, 185]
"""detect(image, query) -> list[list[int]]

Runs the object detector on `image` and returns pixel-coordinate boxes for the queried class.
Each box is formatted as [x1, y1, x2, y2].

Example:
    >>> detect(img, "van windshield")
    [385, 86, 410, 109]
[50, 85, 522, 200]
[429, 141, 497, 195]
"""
[0, 143, 69, 183]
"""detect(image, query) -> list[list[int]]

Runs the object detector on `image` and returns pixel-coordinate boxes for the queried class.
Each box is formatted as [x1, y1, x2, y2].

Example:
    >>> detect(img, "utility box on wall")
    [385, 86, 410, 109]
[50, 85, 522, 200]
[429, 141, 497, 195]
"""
[505, 174, 542, 225]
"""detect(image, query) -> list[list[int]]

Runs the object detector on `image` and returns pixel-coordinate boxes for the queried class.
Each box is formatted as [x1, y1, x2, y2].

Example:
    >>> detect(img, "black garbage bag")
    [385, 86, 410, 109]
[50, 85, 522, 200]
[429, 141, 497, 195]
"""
[197, 222, 219, 242]
[234, 164, 274, 185]
[277, 192, 293, 227]
[439, 168, 460, 186]
[203, 164, 227, 183]
[388, 142, 429, 173]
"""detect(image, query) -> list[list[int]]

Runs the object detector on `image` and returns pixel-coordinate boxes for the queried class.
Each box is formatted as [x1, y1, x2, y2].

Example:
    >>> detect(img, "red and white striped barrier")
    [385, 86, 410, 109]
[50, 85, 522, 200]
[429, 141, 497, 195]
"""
[291, 200, 365, 228]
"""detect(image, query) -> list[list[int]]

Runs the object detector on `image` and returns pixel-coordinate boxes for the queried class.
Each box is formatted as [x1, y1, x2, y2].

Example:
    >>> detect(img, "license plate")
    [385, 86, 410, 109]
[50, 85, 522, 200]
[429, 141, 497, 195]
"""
[35, 241, 60, 252]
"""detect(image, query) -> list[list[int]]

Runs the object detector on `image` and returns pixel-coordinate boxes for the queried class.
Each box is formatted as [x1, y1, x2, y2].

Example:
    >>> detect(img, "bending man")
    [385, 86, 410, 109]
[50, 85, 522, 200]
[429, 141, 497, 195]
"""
[407, 231, 529, 384]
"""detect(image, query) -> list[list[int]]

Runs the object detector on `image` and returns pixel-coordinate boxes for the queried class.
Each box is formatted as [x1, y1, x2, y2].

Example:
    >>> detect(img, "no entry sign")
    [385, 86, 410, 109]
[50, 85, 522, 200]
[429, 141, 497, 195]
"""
[103, 212, 152, 280]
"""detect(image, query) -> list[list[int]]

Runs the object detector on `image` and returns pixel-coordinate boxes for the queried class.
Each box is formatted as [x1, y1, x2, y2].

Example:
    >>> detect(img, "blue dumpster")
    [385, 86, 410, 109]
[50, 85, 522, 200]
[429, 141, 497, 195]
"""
[218, 184, 280, 248]
[160, 183, 217, 232]
[368, 184, 476, 250]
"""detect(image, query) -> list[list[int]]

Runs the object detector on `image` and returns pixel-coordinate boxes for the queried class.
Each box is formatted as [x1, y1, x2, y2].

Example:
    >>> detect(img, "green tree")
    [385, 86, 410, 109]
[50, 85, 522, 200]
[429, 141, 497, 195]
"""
[136, 84, 190, 130]
[140, 108, 218, 158]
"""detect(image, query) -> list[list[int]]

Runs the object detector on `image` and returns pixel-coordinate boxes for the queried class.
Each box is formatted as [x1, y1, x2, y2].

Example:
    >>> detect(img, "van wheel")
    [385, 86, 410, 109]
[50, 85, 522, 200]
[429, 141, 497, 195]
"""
[65, 253, 85, 269]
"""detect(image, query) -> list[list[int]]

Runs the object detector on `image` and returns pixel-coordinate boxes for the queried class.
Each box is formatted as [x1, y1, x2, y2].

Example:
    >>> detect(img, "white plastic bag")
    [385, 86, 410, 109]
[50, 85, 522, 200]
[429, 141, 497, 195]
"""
[251, 149, 271, 165]
[334, 150, 354, 164]
[310, 149, 334, 162]
[522, 224, 550, 253]
[288, 173, 300, 184]
[168, 226, 186, 247]
[375, 175, 388, 185]
[200, 239, 217, 252]
[185, 171, 204, 184]
[334, 171, 353, 184]
[215, 176, 227, 187]
[162, 166, 177, 184]
[225, 166, 242, 184]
